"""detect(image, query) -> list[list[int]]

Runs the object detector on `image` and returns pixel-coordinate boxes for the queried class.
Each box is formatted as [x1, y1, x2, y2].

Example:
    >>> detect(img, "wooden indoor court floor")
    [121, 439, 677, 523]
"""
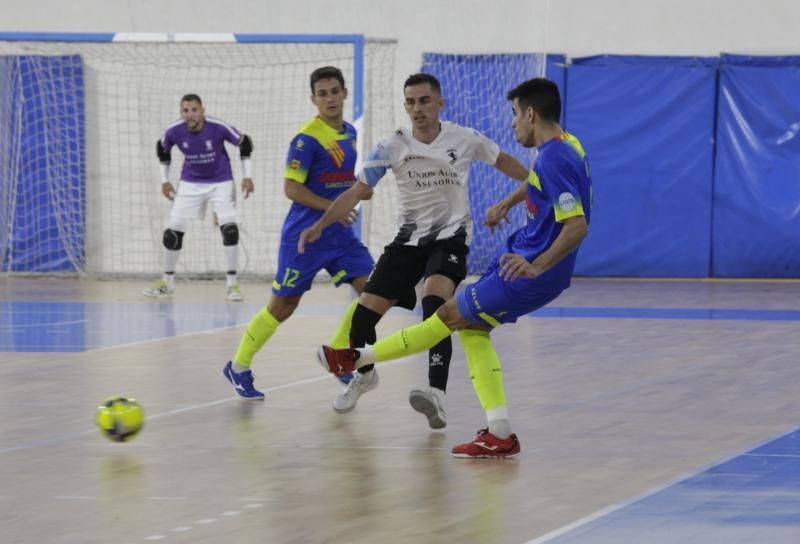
[1, 277, 798, 544]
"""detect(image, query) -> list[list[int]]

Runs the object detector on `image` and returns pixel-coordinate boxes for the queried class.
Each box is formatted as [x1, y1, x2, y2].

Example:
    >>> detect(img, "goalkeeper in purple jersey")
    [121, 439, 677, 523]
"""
[143, 94, 254, 301]
[316, 78, 592, 459]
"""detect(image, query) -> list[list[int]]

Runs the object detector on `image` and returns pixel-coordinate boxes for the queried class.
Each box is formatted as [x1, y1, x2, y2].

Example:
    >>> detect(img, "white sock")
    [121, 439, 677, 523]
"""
[232, 362, 249, 373]
[355, 347, 376, 368]
[224, 245, 238, 279]
[487, 405, 512, 439]
[226, 272, 238, 287]
[164, 249, 180, 286]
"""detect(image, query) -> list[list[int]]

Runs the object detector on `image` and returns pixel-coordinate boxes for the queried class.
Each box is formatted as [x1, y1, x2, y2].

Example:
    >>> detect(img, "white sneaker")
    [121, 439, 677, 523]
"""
[142, 279, 174, 298]
[408, 388, 447, 429]
[226, 284, 243, 302]
[333, 369, 379, 414]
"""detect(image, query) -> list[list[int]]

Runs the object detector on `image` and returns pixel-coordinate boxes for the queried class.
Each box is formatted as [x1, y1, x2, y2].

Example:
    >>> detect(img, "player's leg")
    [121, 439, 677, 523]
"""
[352, 244, 422, 354]
[450, 271, 564, 458]
[210, 180, 242, 301]
[324, 242, 375, 351]
[325, 244, 422, 413]
[222, 243, 321, 400]
[408, 238, 468, 428]
[322, 242, 375, 387]
[318, 297, 465, 373]
[143, 180, 201, 297]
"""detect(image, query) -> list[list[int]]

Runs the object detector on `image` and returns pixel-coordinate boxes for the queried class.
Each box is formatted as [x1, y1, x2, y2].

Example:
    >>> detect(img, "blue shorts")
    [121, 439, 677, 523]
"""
[456, 262, 567, 327]
[272, 241, 374, 297]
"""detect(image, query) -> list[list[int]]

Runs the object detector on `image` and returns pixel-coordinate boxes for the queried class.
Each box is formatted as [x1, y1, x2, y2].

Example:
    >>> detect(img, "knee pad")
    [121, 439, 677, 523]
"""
[220, 223, 239, 246]
[422, 295, 446, 319]
[163, 228, 184, 250]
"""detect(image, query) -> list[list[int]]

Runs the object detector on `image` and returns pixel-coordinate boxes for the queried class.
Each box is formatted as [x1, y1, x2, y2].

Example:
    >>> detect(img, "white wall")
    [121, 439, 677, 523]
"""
[4, 0, 798, 136]
[5, 0, 797, 128]
[4, 0, 799, 91]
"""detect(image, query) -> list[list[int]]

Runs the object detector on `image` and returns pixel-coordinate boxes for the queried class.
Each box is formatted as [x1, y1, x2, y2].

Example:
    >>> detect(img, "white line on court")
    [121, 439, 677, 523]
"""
[524, 424, 800, 543]
[0, 357, 428, 455]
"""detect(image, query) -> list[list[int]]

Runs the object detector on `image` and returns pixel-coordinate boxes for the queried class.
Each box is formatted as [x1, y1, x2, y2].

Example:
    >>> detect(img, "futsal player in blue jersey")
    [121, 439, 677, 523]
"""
[316, 78, 592, 458]
[143, 94, 254, 301]
[299, 74, 529, 426]
[223, 66, 374, 399]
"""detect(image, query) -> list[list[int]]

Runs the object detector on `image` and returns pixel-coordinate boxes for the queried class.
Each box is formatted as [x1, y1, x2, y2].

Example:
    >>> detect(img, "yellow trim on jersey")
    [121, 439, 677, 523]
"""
[479, 312, 501, 328]
[285, 169, 306, 184]
[272, 280, 281, 290]
[554, 201, 586, 223]
[330, 269, 347, 283]
[561, 131, 586, 159]
[528, 169, 542, 191]
[300, 116, 352, 169]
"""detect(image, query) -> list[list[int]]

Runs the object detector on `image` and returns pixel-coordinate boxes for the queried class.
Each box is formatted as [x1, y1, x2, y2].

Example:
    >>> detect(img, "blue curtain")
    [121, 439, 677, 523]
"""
[567, 56, 719, 277]
[1, 55, 85, 272]
[712, 54, 800, 277]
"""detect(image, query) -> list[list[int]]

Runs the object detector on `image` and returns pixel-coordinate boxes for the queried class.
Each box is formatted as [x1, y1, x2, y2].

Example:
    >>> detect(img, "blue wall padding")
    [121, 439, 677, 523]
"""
[2, 55, 85, 272]
[567, 56, 719, 277]
[712, 54, 800, 277]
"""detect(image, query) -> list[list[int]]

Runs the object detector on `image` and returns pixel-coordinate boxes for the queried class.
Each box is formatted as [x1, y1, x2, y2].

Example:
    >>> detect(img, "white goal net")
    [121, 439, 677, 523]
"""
[0, 36, 398, 279]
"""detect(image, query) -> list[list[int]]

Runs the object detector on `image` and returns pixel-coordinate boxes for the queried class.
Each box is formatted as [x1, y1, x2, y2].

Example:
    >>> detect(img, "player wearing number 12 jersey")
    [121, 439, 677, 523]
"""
[222, 66, 373, 399]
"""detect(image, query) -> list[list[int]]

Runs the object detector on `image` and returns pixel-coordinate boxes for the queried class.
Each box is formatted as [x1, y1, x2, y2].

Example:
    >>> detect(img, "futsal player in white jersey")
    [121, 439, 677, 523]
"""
[143, 93, 254, 301]
[299, 73, 529, 425]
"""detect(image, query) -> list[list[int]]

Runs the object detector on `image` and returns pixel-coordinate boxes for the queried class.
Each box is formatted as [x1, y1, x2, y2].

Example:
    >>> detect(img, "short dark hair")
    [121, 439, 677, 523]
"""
[506, 78, 561, 122]
[310, 66, 345, 93]
[180, 93, 202, 105]
[404, 73, 441, 94]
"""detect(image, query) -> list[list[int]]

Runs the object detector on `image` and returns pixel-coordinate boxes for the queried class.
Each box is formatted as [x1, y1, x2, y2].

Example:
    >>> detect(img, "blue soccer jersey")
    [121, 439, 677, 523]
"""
[504, 131, 592, 286]
[456, 131, 592, 326]
[272, 116, 373, 298]
[281, 117, 359, 247]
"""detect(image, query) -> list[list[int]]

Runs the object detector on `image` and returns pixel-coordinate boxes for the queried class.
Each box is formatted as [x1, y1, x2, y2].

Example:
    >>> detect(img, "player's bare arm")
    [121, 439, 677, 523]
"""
[493, 151, 529, 182]
[484, 181, 529, 233]
[297, 181, 372, 254]
[286, 178, 360, 241]
[499, 215, 588, 281]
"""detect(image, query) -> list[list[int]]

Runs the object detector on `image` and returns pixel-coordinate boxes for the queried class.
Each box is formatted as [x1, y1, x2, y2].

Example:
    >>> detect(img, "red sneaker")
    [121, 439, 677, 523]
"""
[316, 345, 358, 377]
[452, 428, 521, 459]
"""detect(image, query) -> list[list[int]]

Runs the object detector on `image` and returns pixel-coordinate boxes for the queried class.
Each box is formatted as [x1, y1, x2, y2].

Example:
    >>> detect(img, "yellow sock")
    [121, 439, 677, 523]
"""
[458, 329, 507, 411]
[234, 306, 280, 368]
[328, 298, 359, 349]
[373, 313, 452, 362]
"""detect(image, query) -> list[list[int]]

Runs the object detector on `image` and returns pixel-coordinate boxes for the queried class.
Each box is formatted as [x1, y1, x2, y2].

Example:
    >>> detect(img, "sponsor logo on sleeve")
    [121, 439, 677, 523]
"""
[558, 192, 577, 211]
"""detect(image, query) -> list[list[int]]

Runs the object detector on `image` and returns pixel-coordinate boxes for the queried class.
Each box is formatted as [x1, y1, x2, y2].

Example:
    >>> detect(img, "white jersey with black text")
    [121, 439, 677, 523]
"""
[359, 121, 500, 246]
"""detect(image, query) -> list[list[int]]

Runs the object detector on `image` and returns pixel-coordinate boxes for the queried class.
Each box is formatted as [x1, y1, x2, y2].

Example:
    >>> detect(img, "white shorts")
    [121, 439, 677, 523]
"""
[170, 180, 238, 229]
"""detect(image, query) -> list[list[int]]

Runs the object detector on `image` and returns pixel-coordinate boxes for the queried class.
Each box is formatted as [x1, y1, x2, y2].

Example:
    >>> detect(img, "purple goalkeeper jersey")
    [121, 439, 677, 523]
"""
[161, 116, 242, 183]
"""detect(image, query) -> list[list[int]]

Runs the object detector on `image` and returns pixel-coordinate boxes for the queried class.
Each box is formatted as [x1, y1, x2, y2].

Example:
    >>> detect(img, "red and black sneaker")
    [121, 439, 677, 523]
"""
[452, 428, 521, 459]
[316, 345, 359, 377]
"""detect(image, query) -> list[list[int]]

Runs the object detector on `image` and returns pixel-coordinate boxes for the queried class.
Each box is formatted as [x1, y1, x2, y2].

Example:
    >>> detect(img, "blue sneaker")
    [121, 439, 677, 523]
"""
[222, 361, 265, 400]
[338, 372, 355, 385]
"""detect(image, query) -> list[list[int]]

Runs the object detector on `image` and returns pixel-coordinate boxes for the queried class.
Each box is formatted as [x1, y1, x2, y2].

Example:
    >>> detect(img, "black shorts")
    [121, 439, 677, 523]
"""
[364, 237, 469, 310]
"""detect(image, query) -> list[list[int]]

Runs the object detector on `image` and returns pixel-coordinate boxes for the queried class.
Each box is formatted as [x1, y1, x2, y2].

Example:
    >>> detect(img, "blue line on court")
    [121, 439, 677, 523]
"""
[530, 306, 800, 321]
[1, 301, 797, 352]
[535, 427, 800, 543]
